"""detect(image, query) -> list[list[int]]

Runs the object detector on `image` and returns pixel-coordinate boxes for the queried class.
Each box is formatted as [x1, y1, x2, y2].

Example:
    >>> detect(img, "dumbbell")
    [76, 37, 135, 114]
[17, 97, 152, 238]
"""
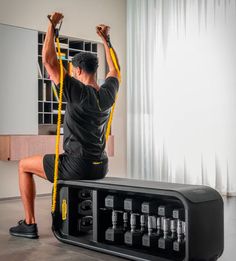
[141, 201, 158, 234]
[124, 213, 142, 247]
[173, 208, 185, 220]
[158, 205, 172, 217]
[156, 217, 163, 237]
[158, 218, 174, 251]
[78, 200, 92, 216]
[123, 198, 142, 232]
[140, 214, 147, 233]
[78, 189, 92, 200]
[172, 208, 185, 237]
[78, 216, 93, 233]
[172, 208, 185, 252]
[123, 212, 129, 231]
[105, 195, 123, 210]
[142, 215, 159, 248]
[170, 219, 177, 240]
[172, 208, 185, 240]
[124, 198, 141, 212]
[105, 210, 124, 244]
[173, 220, 185, 253]
[141, 201, 158, 214]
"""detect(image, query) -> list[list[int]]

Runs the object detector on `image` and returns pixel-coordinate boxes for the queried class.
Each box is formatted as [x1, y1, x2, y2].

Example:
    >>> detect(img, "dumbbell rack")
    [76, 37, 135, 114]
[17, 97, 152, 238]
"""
[52, 177, 224, 261]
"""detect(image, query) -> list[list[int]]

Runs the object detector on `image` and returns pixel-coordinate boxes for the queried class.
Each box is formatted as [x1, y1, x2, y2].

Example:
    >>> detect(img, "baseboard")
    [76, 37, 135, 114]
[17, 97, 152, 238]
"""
[0, 193, 51, 201]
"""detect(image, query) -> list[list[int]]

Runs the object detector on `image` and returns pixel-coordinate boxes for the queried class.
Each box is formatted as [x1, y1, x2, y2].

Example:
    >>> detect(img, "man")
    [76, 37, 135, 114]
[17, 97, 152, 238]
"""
[9, 12, 120, 239]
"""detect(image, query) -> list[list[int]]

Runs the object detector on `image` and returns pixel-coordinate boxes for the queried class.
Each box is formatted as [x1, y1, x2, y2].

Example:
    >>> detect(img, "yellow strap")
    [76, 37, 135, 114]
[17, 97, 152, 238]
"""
[105, 47, 121, 141]
[51, 37, 64, 214]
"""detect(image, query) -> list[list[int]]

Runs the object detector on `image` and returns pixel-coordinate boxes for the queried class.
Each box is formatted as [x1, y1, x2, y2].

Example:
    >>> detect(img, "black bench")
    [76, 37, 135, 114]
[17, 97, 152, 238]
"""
[52, 177, 224, 261]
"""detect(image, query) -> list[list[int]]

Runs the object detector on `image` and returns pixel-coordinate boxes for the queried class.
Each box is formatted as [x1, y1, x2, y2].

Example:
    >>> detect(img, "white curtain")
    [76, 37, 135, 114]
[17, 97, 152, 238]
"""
[127, 0, 236, 195]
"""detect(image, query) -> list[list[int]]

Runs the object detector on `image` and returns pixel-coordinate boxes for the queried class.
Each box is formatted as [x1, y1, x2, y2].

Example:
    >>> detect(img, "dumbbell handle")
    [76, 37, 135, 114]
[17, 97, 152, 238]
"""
[112, 210, 123, 229]
[130, 213, 140, 231]
[177, 220, 185, 242]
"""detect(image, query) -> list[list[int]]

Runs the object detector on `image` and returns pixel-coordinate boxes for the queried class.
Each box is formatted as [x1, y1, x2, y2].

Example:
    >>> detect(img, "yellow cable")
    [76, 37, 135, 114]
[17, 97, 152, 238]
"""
[105, 47, 121, 141]
[51, 37, 64, 214]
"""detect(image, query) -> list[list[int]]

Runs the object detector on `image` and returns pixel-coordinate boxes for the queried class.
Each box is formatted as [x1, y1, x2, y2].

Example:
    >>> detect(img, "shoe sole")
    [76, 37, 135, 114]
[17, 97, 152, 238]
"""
[10, 232, 39, 239]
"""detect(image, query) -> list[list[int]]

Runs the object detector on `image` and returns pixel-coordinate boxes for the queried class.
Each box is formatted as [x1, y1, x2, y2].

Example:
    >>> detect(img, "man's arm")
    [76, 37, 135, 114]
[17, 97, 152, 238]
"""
[96, 25, 120, 79]
[42, 12, 66, 85]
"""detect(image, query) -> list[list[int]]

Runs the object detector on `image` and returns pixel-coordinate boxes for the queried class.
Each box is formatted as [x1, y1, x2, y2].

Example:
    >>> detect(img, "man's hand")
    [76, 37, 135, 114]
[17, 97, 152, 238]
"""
[96, 24, 110, 41]
[43, 12, 65, 85]
[49, 12, 64, 27]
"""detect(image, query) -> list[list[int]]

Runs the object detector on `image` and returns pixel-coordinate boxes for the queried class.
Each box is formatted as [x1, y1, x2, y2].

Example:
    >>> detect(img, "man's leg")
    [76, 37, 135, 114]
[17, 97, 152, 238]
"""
[18, 155, 48, 224]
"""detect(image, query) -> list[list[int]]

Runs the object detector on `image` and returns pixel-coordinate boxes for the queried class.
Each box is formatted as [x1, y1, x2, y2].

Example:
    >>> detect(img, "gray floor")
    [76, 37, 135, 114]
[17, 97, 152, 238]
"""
[0, 196, 234, 261]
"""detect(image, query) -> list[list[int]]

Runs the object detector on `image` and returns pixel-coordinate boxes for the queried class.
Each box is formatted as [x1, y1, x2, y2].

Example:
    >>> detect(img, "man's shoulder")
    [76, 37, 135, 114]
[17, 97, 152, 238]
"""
[65, 74, 84, 87]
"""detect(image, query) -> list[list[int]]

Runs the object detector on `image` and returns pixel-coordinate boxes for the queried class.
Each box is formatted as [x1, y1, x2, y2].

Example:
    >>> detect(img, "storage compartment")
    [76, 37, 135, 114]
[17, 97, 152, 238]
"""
[92, 43, 97, 53]
[85, 42, 91, 51]
[58, 186, 94, 244]
[37, 32, 104, 136]
[69, 40, 84, 50]
[96, 190, 185, 261]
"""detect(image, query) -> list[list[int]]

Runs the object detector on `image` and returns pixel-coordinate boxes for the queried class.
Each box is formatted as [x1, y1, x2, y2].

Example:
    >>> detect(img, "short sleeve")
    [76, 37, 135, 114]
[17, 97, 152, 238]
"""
[102, 77, 119, 103]
[56, 73, 84, 103]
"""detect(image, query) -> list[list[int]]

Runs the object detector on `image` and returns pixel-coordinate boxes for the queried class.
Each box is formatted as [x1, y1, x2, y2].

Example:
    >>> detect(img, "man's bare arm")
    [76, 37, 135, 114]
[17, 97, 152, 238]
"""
[96, 25, 120, 79]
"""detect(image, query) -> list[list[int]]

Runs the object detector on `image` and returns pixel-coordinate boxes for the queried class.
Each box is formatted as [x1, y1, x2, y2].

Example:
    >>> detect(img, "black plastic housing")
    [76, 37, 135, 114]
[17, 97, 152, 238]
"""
[52, 177, 224, 261]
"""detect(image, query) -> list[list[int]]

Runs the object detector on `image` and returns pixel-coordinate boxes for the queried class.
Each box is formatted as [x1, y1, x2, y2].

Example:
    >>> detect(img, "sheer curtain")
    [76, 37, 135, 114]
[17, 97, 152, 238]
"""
[127, 0, 236, 195]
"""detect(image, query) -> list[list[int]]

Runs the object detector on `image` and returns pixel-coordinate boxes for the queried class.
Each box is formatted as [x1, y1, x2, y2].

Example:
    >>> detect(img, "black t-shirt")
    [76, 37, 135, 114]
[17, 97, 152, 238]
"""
[57, 74, 119, 160]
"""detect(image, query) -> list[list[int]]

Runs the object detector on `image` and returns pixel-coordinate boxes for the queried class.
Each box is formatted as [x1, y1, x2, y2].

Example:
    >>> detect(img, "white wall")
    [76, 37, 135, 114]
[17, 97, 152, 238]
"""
[0, 0, 127, 198]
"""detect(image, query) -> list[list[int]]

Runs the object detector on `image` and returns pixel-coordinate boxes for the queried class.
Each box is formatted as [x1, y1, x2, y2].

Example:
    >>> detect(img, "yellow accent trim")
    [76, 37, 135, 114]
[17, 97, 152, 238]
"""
[62, 199, 67, 221]
[92, 161, 103, 165]
[52, 83, 59, 102]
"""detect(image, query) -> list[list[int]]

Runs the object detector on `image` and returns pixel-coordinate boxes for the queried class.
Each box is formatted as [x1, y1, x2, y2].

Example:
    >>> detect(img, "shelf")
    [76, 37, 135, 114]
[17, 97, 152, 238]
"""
[38, 100, 67, 104]
[38, 32, 99, 130]
[39, 111, 66, 114]
[0, 135, 64, 160]
[38, 78, 51, 81]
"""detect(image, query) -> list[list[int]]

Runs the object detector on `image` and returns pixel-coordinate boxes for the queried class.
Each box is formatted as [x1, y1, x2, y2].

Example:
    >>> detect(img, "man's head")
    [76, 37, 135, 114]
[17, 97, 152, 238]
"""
[72, 52, 98, 81]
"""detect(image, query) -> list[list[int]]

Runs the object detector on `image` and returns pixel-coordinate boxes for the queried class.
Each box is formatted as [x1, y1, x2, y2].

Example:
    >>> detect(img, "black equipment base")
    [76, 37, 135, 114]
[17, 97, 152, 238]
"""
[52, 177, 224, 261]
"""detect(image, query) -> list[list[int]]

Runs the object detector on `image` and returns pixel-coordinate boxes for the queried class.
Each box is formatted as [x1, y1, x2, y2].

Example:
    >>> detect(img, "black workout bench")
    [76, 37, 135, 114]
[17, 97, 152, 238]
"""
[52, 177, 224, 261]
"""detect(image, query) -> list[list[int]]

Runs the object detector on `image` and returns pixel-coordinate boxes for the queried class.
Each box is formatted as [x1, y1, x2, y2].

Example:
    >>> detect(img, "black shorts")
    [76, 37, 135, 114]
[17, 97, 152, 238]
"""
[43, 153, 108, 183]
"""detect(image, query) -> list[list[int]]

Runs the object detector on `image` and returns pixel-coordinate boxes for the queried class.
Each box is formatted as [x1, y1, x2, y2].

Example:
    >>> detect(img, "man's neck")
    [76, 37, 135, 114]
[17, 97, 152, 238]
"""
[78, 74, 99, 90]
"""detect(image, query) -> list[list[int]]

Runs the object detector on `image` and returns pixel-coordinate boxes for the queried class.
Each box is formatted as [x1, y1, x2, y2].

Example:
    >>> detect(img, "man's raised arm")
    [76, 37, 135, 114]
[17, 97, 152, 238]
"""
[96, 24, 120, 79]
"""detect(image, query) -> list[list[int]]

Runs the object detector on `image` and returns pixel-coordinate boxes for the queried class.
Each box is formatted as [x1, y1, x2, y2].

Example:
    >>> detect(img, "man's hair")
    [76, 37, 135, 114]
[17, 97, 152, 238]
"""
[72, 52, 98, 74]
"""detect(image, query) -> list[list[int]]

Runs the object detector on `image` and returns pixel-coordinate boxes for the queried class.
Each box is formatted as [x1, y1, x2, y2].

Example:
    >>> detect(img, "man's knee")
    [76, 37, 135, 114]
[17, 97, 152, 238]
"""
[18, 158, 31, 174]
[18, 159, 25, 173]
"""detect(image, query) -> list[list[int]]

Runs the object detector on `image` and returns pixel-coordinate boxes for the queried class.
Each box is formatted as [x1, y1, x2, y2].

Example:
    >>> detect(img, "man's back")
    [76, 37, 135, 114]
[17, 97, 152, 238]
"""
[61, 75, 119, 160]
